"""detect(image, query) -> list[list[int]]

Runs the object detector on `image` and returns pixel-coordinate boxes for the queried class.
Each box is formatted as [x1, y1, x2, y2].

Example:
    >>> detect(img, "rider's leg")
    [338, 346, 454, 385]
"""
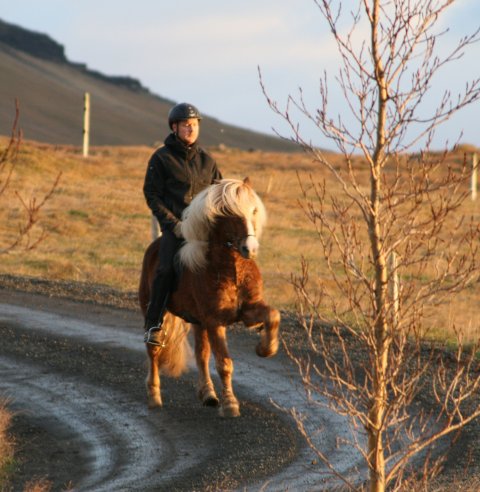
[144, 230, 182, 346]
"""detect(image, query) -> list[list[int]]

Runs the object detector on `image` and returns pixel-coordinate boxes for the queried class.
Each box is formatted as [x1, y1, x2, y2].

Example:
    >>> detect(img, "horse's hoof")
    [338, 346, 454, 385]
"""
[198, 386, 219, 407]
[219, 403, 241, 418]
[203, 396, 220, 407]
[148, 400, 162, 409]
[255, 342, 277, 358]
[147, 395, 162, 408]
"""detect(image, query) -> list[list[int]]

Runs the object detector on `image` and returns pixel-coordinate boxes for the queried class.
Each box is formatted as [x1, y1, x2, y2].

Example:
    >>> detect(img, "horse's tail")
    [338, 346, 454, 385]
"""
[157, 312, 192, 377]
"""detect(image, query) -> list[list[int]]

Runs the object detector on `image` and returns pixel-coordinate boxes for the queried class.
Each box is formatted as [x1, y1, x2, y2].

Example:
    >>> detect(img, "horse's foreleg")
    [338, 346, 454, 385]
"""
[145, 345, 162, 408]
[244, 305, 280, 358]
[194, 325, 219, 407]
[208, 325, 240, 418]
[256, 307, 280, 358]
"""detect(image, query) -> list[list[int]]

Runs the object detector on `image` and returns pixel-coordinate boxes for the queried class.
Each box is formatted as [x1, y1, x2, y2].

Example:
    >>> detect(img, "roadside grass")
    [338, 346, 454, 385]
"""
[0, 400, 15, 490]
[22, 478, 53, 492]
[0, 137, 478, 342]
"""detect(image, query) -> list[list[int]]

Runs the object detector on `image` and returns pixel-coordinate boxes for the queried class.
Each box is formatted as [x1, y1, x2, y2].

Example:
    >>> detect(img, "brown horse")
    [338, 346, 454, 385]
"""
[138, 178, 280, 417]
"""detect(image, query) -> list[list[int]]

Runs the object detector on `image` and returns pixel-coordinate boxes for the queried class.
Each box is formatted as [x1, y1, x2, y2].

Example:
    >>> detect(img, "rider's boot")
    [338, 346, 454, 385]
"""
[144, 318, 164, 346]
[143, 293, 169, 346]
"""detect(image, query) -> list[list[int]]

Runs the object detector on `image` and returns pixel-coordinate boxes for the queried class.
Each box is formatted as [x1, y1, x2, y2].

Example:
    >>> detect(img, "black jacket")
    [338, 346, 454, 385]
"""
[143, 133, 222, 231]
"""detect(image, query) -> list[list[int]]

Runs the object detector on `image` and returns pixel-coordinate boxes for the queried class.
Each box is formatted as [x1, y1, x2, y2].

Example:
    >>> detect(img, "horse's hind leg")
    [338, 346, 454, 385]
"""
[146, 345, 162, 408]
[208, 325, 240, 418]
[194, 325, 219, 407]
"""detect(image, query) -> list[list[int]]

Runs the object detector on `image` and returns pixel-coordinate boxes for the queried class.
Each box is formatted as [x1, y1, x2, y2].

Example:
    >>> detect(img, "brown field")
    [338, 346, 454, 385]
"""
[0, 137, 479, 341]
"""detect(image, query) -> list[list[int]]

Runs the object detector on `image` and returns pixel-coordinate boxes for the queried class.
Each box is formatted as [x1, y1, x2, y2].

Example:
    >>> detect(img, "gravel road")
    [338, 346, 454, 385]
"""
[0, 276, 478, 491]
[0, 277, 368, 491]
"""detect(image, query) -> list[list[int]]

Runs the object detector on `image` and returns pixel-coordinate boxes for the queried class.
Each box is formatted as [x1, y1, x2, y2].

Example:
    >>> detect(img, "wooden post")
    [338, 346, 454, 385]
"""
[83, 92, 90, 158]
[472, 152, 478, 201]
[265, 175, 273, 196]
[388, 252, 399, 330]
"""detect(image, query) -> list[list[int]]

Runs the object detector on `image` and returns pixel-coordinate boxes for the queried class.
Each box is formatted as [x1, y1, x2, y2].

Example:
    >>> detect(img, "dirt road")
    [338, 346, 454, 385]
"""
[0, 282, 369, 491]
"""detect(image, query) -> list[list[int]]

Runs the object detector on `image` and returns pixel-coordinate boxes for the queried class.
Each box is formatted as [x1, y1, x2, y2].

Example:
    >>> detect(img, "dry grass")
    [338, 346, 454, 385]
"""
[0, 138, 478, 341]
[22, 478, 52, 492]
[0, 401, 52, 492]
[0, 400, 15, 490]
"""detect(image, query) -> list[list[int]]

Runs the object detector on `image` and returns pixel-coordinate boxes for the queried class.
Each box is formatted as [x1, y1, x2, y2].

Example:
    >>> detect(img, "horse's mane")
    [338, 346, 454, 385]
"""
[179, 178, 267, 271]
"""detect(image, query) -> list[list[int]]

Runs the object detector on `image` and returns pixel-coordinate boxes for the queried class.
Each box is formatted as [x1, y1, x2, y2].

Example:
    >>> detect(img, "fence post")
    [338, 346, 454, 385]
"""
[83, 92, 90, 158]
[389, 252, 399, 330]
[472, 152, 478, 201]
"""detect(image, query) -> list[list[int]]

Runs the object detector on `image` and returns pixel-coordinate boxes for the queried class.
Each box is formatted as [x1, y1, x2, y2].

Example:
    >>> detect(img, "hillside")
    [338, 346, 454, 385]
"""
[0, 19, 297, 151]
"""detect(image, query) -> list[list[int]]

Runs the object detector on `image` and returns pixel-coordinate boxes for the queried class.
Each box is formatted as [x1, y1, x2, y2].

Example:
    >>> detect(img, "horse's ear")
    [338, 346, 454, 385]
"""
[243, 176, 252, 187]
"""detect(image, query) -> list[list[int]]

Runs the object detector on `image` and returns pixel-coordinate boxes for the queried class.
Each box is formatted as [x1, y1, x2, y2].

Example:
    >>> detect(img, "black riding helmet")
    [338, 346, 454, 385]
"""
[168, 103, 202, 129]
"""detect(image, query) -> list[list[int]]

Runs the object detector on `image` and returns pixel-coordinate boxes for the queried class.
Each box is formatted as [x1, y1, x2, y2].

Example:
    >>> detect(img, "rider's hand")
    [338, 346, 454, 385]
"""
[173, 222, 183, 239]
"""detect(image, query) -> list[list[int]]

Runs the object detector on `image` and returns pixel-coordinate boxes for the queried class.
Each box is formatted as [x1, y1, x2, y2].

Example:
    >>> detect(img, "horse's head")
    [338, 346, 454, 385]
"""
[215, 215, 260, 260]
[180, 177, 267, 269]
[217, 177, 265, 258]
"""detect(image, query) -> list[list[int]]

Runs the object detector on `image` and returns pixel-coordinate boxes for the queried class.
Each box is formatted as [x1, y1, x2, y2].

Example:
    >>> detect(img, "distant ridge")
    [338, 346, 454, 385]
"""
[0, 19, 152, 93]
[0, 19, 297, 151]
[0, 19, 67, 62]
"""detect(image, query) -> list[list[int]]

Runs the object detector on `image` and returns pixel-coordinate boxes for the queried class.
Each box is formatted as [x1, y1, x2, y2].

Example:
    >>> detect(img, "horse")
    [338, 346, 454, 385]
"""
[138, 177, 280, 417]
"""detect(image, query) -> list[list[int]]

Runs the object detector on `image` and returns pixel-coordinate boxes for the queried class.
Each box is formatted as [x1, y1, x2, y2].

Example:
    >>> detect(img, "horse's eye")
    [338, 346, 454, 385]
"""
[252, 208, 257, 215]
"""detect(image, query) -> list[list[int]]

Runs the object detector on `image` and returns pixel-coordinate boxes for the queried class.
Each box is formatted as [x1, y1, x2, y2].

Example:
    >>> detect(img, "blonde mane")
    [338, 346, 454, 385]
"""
[179, 178, 266, 271]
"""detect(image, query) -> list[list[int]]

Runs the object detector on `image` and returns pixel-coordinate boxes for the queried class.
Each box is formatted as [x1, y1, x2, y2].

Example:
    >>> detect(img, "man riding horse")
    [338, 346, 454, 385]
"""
[139, 177, 280, 416]
[143, 103, 222, 345]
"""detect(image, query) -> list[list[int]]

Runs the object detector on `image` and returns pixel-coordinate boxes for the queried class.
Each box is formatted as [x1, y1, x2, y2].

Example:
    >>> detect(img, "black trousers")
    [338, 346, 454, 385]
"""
[145, 229, 183, 325]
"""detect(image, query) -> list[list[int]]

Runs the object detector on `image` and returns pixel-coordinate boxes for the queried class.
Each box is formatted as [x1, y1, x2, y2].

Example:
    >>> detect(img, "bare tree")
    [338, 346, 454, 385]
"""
[0, 101, 61, 254]
[261, 1, 480, 491]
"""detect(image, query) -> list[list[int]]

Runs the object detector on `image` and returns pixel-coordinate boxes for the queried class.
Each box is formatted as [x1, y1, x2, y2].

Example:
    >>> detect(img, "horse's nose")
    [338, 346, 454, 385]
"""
[240, 244, 255, 259]
[241, 236, 258, 259]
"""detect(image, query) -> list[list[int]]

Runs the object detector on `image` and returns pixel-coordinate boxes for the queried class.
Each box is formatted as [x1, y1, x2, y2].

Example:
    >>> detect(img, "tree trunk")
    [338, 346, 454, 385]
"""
[367, 172, 389, 492]
[367, 1, 389, 491]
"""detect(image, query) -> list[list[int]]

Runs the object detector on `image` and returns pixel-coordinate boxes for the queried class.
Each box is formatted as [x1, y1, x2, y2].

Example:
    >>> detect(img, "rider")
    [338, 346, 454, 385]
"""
[143, 102, 222, 345]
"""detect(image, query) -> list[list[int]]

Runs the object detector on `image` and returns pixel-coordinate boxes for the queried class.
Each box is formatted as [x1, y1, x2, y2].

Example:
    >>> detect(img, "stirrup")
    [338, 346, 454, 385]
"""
[144, 326, 166, 347]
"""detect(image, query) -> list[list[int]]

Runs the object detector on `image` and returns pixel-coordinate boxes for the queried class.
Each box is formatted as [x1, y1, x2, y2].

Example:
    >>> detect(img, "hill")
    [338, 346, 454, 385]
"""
[0, 19, 297, 152]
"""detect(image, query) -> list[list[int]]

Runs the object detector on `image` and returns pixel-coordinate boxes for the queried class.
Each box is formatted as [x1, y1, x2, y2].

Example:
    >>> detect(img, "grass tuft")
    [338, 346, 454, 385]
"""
[0, 399, 15, 490]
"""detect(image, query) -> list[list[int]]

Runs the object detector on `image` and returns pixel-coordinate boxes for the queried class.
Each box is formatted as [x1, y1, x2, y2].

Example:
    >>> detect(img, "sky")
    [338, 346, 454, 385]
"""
[3, 0, 480, 151]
